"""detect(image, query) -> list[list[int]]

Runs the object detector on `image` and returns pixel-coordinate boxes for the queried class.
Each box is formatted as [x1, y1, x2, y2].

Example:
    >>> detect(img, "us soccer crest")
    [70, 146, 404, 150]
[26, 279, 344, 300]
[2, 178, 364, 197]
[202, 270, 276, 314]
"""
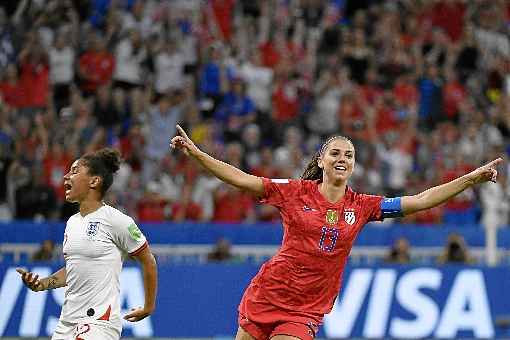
[326, 209, 339, 225]
[86, 222, 99, 237]
[344, 210, 356, 225]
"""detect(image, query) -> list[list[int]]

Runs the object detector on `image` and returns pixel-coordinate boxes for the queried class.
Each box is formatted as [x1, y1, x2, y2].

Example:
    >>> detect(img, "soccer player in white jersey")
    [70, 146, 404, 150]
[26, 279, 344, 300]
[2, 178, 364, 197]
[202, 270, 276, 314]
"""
[16, 148, 158, 340]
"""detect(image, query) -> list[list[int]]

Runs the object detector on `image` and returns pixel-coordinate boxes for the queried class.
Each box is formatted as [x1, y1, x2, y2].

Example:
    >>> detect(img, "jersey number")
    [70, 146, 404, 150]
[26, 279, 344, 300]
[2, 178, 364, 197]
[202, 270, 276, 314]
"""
[319, 226, 339, 252]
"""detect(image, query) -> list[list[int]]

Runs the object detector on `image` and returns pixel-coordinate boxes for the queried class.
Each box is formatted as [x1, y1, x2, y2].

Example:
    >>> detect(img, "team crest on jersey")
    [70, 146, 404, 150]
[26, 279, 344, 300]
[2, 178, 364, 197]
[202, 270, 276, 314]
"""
[86, 222, 100, 237]
[326, 209, 338, 225]
[344, 210, 356, 225]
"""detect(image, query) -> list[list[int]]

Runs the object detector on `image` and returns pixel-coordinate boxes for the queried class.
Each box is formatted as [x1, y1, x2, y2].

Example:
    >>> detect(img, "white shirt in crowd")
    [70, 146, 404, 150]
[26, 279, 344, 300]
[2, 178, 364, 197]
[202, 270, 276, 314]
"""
[154, 50, 186, 93]
[239, 62, 273, 112]
[114, 39, 146, 85]
[49, 46, 75, 85]
[60, 204, 147, 332]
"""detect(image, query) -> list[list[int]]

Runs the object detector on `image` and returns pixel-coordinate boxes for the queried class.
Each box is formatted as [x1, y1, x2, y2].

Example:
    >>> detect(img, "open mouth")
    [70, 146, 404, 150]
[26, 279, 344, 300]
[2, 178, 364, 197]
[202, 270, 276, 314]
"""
[64, 182, 72, 196]
[334, 165, 347, 172]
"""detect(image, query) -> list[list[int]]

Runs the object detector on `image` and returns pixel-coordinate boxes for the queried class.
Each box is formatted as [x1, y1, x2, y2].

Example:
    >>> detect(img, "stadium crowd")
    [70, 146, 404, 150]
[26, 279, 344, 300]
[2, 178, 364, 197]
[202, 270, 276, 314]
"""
[0, 0, 509, 227]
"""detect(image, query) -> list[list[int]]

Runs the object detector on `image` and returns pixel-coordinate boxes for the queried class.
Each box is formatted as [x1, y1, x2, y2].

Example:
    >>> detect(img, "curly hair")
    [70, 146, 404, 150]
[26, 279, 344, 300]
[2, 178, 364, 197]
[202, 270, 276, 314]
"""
[80, 148, 121, 197]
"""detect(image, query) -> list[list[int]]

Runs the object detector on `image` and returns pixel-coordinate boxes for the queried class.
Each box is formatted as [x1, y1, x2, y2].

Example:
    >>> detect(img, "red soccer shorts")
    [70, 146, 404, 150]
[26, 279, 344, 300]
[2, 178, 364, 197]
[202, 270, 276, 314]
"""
[238, 285, 322, 340]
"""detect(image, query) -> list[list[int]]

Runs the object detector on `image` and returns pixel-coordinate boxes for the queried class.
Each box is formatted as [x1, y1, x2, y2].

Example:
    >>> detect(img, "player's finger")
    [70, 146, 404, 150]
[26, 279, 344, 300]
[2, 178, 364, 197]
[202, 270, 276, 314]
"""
[16, 268, 27, 276]
[30, 274, 39, 285]
[176, 125, 190, 140]
[491, 169, 498, 182]
[483, 158, 503, 169]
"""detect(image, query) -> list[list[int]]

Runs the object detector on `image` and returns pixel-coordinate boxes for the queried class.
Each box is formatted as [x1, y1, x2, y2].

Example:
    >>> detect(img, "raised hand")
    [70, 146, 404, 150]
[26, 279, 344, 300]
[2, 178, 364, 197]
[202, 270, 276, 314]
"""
[170, 125, 200, 157]
[466, 158, 503, 185]
[16, 268, 43, 292]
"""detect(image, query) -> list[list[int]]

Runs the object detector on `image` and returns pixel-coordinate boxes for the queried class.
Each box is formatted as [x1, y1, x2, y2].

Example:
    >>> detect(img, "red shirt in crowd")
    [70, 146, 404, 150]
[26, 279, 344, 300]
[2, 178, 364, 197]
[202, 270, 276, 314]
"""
[272, 79, 300, 123]
[443, 79, 466, 119]
[432, 1, 466, 42]
[213, 186, 254, 222]
[20, 58, 49, 107]
[78, 51, 114, 93]
[43, 151, 72, 202]
[210, 0, 235, 41]
[0, 81, 26, 108]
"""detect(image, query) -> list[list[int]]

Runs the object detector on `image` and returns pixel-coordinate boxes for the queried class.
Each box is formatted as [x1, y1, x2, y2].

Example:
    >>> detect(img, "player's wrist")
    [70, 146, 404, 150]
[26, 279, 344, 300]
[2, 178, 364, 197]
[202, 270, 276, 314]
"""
[143, 304, 155, 314]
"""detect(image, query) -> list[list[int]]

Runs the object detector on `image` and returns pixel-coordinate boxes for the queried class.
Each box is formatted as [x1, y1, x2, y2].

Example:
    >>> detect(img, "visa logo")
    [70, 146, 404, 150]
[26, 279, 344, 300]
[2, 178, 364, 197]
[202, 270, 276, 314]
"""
[324, 268, 494, 339]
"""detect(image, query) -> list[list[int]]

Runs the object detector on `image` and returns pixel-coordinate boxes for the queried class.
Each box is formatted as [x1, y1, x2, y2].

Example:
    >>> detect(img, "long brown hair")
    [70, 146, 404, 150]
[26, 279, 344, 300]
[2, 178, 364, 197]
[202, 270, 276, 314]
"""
[300, 136, 354, 180]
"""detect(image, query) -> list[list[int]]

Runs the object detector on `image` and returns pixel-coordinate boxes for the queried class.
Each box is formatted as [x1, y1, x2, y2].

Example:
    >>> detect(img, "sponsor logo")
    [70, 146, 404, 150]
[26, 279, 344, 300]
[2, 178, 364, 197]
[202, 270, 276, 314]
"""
[324, 268, 494, 339]
[0, 267, 153, 337]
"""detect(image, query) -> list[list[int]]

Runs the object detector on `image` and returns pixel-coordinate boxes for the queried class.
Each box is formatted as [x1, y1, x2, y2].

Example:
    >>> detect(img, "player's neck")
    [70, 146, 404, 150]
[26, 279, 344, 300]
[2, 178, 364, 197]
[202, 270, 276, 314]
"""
[79, 198, 104, 217]
[319, 180, 346, 204]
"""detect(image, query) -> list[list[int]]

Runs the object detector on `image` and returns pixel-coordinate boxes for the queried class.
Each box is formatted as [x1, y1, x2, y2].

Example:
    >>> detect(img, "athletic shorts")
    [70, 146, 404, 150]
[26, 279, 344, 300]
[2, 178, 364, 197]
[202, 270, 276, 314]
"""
[238, 285, 322, 340]
[51, 320, 120, 340]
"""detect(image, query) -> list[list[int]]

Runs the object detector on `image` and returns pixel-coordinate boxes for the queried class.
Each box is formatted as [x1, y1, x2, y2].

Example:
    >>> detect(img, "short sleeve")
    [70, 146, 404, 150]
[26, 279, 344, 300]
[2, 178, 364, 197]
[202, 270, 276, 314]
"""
[110, 211, 148, 256]
[259, 178, 302, 208]
[360, 194, 384, 222]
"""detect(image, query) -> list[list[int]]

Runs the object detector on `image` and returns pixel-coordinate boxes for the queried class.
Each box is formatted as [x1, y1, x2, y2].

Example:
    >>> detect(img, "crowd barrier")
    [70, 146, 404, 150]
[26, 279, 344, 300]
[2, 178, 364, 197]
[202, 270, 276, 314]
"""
[0, 262, 509, 339]
[2, 221, 510, 247]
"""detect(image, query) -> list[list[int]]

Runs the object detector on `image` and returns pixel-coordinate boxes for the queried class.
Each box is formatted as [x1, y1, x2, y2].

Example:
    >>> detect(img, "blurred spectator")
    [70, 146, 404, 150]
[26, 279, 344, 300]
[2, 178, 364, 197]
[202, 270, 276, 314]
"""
[215, 77, 256, 142]
[154, 39, 186, 95]
[171, 184, 203, 222]
[18, 34, 49, 109]
[32, 239, 56, 262]
[239, 50, 273, 113]
[385, 237, 411, 264]
[15, 166, 56, 220]
[437, 233, 474, 264]
[77, 33, 114, 97]
[143, 94, 183, 184]
[49, 30, 75, 112]
[207, 238, 238, 262]
[480, 165, 509, 228]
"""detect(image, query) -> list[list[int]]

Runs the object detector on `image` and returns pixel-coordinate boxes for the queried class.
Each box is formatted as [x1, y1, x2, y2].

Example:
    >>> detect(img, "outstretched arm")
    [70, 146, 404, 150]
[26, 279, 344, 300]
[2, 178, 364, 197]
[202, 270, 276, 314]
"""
[401, 158, 503, 216]
[16, 267, 66, 291]
[170, 125, 264, 196]
[124, 246, 158, 322]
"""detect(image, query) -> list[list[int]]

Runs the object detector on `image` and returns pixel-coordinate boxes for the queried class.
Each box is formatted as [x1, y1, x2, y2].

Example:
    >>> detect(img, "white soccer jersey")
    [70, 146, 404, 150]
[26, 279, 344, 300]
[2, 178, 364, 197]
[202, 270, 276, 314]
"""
[60, 204, 147, 331]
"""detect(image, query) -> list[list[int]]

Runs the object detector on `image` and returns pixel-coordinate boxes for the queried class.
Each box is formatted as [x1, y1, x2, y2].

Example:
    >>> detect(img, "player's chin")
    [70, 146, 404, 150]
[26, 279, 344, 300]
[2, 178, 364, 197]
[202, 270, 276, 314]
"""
[64, 194, 78, 203]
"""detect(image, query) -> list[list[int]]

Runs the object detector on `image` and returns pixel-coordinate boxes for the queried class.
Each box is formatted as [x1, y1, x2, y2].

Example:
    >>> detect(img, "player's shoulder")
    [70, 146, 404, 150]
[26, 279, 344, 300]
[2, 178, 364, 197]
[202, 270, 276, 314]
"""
[270, 178, 310, 192]
[348, 187, 384, 204]
[98, 204, 135, 227]
[66, 212, 82, 225]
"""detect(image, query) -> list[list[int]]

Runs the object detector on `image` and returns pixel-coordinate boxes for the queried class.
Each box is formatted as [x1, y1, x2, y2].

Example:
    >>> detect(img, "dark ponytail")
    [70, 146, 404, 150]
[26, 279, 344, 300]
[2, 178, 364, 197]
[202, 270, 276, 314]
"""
[300, 135, 354, 180]
[81, 148, 121, 196]
[301, 151, 322, 180]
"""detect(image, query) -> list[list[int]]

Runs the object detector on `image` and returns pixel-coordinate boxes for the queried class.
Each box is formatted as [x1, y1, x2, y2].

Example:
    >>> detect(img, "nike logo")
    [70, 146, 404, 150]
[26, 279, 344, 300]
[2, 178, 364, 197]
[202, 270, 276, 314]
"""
[303, 206, 317, 212]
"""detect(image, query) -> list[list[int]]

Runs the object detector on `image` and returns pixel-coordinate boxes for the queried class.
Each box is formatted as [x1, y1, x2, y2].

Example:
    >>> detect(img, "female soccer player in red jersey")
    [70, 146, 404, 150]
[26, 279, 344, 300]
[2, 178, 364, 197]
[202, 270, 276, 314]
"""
[171, 125, 501, 340]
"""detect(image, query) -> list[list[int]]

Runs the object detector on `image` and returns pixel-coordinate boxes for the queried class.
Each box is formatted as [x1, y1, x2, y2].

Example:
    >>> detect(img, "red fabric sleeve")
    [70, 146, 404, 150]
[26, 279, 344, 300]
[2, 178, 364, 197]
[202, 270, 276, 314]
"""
[259, 178, 302, 208]
[360, 194, 385, 222]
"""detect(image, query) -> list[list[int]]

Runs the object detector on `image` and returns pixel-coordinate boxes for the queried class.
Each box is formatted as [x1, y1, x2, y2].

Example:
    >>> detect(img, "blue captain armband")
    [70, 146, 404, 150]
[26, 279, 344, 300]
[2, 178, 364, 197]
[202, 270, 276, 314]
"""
[380, 197, 403, 218]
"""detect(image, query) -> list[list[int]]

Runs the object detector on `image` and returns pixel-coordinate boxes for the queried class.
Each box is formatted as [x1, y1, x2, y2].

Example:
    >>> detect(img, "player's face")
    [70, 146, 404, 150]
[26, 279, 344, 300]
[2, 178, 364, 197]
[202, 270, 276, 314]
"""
[319, 139, 355, 182]
[63, 159, 93, 203]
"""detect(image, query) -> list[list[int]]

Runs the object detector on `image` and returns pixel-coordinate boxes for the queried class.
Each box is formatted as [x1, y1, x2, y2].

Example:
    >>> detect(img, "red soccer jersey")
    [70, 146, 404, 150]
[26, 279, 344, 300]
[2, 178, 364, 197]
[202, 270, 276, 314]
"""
[249, 178, 385, 314]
